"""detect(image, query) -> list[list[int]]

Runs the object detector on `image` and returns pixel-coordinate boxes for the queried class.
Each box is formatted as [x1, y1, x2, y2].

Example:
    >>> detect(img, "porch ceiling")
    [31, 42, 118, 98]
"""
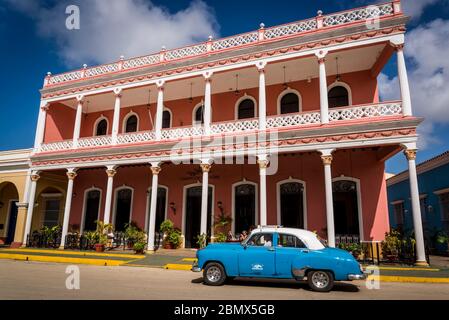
[56, 43, 387, 113]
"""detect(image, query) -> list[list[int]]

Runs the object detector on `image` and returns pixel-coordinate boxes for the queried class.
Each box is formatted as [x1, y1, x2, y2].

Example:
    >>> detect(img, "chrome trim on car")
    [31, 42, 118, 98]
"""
[191, 261, 201, 272]
[348, 273, 367, 280]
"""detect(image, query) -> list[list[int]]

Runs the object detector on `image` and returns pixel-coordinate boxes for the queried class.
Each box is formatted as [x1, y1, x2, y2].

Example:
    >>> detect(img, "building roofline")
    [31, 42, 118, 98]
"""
[387, 150, 449, 186]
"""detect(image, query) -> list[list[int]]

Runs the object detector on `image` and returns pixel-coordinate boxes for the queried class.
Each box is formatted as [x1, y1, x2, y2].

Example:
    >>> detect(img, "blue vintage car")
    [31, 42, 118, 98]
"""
[192, 227, 366, 292]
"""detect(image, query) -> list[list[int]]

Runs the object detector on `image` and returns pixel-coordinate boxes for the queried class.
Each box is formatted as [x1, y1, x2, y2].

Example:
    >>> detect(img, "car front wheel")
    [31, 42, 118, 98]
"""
[307, 270, 334, 292]
[203, 262, 227, 286]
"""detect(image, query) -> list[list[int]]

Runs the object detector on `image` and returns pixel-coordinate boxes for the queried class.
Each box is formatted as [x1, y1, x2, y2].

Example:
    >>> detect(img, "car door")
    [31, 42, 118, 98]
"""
[238, 233, 276, 277]
[275, 233, 309, 277]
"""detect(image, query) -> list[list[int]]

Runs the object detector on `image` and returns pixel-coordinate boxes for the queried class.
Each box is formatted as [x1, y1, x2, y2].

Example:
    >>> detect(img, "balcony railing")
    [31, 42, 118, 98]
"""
[44, 2, 397, 87]
[37, 102, 402, 153]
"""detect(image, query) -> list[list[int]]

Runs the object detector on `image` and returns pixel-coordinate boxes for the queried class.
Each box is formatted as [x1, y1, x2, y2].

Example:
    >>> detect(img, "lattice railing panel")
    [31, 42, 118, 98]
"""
[117, 131, 156, 144]
[211, 119, 259, 134]
[161, 126, 205, 140]
[328, 102, 402, 122]
[212, 32, 259, 51]
[85, 63, 120, 78]
[324, 3, 394, 27]
[39, 140, 74, 152]
[267, 112, 322, 128]
[77, 136, 113, 148]
[47, 71, 83, 85]
[123, 54, 160, 70]
[265, 19, 317, 39]
[165, 44, 208, 61]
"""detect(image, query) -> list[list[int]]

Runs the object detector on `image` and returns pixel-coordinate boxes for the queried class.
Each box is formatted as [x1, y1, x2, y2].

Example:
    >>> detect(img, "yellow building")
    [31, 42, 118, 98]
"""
[0, 149, 67, 247]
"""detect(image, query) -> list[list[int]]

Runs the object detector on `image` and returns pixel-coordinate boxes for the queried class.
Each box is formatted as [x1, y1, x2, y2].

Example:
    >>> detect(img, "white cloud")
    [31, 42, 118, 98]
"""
[401, 0, 439, 20]
[5, 0, 219, 67]
[378, 18, 449, 149]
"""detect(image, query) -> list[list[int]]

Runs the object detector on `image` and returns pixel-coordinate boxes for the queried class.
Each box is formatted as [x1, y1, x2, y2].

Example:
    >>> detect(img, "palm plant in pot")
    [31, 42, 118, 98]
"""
[94, 220, 114, 252]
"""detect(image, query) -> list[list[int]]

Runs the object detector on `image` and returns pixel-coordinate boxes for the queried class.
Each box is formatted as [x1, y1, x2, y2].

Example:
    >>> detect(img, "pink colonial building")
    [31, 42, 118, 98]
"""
[21, 0, 428, 264]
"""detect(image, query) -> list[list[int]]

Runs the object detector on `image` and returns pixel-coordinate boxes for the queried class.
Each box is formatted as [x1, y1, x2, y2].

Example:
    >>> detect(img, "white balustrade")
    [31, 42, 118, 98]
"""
[323, 3, 394, 27]
[264, 19, 317, 39]
[77, 136, 113, 148]
[37, 102, 403, 153]
[328, 102, 402, 122]
[267, 112, 321, 128]
[45, 2, 396, 87]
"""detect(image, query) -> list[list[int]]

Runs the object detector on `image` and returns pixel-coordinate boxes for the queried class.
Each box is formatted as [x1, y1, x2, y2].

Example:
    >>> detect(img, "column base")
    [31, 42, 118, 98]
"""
[415, 261, 430, 267]
[58, 246, 65, 250]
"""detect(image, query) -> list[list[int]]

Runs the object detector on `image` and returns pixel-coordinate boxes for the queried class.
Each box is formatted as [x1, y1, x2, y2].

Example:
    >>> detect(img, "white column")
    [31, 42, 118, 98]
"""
[258, 155, 269, 226]
[316, 52, 329, 124]
[155, 81, 165, 140]
[103, 166, 117, 224]
[111, 89, 122, 145]
[404, 149, 428, 265]
[200, 160, 212, 235]
[22, 172, 40, 246]
[257, 62, 267, 131]
[321, 150, 335, 247]
[147, 163, 161, 251]
[396, 44, 412, 116]
[60, 169, 77, 249]
[203, 73, 213, 135]
[34, 102, 49, 149]
[72, 96, 84, 148]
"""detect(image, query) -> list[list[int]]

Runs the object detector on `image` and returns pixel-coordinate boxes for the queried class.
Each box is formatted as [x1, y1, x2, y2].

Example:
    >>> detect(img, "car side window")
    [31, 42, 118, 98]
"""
[246, 233, 273, 247]
[277, 234, 307, 249]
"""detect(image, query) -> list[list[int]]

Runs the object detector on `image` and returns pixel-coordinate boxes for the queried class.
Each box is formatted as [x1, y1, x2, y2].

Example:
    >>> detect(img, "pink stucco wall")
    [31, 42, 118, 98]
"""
[68, 149, 389, 241]
[45, 70, 379, 143]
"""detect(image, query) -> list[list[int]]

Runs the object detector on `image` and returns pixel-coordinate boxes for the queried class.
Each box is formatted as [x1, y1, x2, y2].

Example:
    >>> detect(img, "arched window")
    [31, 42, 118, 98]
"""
[162, 110, 171, 129]
[237, 99, 255, 120]
[279, 91, 300, 114]
[233, 182, 257, 234]
[328, 86, 349, 108]
[114, 187, 133, 232]
[124, 114, 138, 133]
[193, 104, 204, 125]
[95, 119, 108, 136]
[82, 189, 101, 232]
[277, 180, 305, 229]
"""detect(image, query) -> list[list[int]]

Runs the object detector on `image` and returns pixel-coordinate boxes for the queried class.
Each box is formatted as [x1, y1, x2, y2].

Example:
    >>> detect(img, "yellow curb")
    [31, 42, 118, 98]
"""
[0, 248, 145, 259]
[0, 253, 126, 266]
[164, 264, 193, 271]
[365, 266, 440, 272]
[368, 275, 449, 284]
[182, 258, 197, 262]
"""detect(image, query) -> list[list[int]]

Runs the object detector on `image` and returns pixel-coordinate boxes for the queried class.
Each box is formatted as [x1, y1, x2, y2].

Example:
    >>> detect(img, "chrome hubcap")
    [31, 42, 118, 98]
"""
[312, 272, 329, 289]
[206, 266, 222, 282]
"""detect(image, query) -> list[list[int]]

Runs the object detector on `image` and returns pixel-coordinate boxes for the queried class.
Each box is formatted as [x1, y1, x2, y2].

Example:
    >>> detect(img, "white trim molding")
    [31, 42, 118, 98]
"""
[332, 176, 364, 241]
[234, 94, 258, 120]
[93, 115, 109, 136]
[277, 88, 302, 115]
[122, 111, 140, 133]
[112, 185, 134, 228]
[276, 178, 307, 230]
[231, 179, 259, 234]
[328, 81, 353, 106]
[80, 187, 102, 234]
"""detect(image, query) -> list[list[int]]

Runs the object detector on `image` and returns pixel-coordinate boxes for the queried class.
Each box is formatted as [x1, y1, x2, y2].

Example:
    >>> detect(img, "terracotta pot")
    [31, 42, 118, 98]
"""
[135, 249, 144, 254]
[163, 243, 173, 249]
[95, 244, 105, 252]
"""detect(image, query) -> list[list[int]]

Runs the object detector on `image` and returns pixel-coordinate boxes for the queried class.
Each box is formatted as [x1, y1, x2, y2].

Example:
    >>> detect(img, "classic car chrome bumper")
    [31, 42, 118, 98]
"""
[191, 261, 201, 272]
[348, 273, 368, 280]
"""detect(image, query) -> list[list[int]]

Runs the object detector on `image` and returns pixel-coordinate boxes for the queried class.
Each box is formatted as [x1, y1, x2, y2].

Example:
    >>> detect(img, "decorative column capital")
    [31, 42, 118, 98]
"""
[203, 71, 213, 81]
[40, 103, 50, 112]
[404, 149, 417, 161]
[76, 95, 85, 103]
[257, 159, 270, 169]
[66, 170, 78, 180]
[106, 168, 117, 177]
[151, 166, 162, 176]
[156, 80, 165, 90]
[30, 173, 41, 182]
[200, 163, 212, 173]
[315, 49, 328, 62]
[256, 61, 267, 72]
[321, 155, 333, 166]
[113, 88, 123, 97]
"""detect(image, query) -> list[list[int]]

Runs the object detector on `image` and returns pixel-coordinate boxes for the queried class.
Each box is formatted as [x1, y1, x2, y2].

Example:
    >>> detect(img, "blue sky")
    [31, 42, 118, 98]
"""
[0, 0, 448, 174]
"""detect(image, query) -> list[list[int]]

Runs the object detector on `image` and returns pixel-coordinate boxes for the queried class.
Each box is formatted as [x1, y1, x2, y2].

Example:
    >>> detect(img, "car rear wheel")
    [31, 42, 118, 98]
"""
[203, 262, 226, 286]
[307, 270, 334, 292]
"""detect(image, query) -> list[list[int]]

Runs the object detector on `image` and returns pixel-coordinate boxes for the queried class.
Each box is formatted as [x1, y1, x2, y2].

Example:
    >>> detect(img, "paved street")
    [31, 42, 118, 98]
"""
[1, 260, 449, 300]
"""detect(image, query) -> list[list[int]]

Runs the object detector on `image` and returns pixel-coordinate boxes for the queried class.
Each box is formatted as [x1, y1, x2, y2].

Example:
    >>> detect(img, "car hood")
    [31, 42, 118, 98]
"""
[318, 247, 356, 260]
[204, 243, 243, 250]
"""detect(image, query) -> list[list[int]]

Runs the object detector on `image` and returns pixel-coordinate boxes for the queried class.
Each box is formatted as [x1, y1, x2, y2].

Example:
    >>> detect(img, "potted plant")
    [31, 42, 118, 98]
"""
[196, 233, 208, 249]
[338, 242, 362, 259]
[436, 231, 449, 254]
[381, 229, 402, 261]
[160, 220, 179, 249]
[167, 228, 182, 249]
[214, 232, 227, 243]
[94, 220, 114, 253]
[133, 241, 146, 254]
[124, 222, 144, 249]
